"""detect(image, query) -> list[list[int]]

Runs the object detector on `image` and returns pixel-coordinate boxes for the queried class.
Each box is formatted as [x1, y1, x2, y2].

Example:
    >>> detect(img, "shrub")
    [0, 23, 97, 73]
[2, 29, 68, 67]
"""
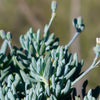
[0, 1, 100, 100]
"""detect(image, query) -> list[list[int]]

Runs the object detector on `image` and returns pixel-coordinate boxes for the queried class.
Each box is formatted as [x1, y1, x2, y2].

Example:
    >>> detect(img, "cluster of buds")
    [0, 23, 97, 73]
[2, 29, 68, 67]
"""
[73, 16, 85, 32]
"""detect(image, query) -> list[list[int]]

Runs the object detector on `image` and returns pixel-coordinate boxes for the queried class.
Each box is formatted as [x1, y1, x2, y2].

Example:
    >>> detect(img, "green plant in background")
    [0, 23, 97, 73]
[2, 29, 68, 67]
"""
[0, 1, 100, 100]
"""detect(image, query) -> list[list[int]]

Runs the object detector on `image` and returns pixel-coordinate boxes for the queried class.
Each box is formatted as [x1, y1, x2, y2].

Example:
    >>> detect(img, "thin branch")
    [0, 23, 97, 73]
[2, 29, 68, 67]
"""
[72, 54, 99, 86]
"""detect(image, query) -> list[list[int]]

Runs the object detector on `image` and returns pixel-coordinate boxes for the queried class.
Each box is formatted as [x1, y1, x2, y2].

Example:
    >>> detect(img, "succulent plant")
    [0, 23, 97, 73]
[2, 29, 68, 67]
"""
[74, 80, 100, 100]
[0, 0, 100, 100]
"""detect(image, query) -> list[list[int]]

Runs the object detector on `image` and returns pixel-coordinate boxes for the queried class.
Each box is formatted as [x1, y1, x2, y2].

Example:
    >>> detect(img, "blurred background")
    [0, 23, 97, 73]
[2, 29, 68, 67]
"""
[0, 0, 100, 96]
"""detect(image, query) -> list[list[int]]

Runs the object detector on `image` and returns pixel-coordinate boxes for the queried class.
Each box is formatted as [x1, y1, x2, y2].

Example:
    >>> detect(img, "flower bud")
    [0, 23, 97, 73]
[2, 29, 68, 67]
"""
[72, 18, 77, 28]
[51, 0, 57, 13]
[80, 24, 85, 31]
[77, 16, 83, 26]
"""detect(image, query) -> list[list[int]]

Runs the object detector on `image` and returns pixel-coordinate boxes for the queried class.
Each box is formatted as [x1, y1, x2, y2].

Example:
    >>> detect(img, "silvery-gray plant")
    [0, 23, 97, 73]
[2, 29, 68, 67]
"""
[0, 1, 100, 100]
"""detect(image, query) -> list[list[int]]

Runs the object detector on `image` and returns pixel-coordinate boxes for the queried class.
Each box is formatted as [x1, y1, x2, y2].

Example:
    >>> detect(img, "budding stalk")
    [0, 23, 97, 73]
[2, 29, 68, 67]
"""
[51, 0, 57, 13]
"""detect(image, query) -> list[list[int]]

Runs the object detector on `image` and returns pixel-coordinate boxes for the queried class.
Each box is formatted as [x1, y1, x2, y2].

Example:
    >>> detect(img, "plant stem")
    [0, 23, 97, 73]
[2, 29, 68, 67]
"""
[65, 32, 80, 49]
[90, 53, 99, 68]
[48, 13, 56, 30]
[44, 13, 56, 38]
[72, 54, 99, 86]
[94, 60, 100, 68]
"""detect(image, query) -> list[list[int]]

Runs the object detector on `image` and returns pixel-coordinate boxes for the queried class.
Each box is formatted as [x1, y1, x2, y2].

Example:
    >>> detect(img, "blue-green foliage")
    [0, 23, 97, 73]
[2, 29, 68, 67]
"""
[0, 27, 82, 99]
[0, 1, 99, 99]
[0, 27, 98, 100]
